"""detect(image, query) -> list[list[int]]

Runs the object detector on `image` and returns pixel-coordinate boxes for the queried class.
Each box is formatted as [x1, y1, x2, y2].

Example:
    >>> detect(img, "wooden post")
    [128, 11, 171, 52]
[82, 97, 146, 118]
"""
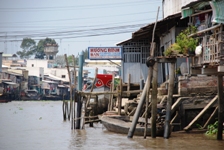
[164, 62, 175, 139]
[86, 68, 98, 107]
[81, 96, 86, 129]
[108, 83, 113, 111]
[217, 75, 223, 140]
[151, 62, 158, 138]
[127, 74, 131, 97]
[76, 52, 84, 129]
[127, 77, 149, 138]
[144, 68, 151, 139]
[203, 106, 218, 129]
[118, 78, 123, 115]
[184, 95, 218, 131]
[72, 55, 76, 130]
[64, 54, 72, 121]
[110, 75, 115, 111]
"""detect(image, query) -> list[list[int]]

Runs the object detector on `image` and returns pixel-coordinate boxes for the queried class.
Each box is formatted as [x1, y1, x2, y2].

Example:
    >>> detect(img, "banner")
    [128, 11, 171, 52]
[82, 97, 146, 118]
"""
[95, 74, 113, 88]
[88, 47, 122, 60]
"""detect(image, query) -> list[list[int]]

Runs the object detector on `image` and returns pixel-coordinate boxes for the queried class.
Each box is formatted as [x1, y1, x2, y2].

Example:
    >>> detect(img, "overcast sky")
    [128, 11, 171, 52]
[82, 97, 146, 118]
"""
[0, 0, 162, 57]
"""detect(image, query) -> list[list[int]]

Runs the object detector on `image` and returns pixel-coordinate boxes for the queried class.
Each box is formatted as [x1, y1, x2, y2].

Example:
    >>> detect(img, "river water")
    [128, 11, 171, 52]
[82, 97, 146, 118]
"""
[0, 101, 223, 150]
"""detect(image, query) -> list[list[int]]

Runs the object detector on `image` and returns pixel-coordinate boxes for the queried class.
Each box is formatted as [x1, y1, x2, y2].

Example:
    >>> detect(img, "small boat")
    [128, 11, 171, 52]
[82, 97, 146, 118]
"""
[100, 115, 164, 136]
[21, 90, 42, 100]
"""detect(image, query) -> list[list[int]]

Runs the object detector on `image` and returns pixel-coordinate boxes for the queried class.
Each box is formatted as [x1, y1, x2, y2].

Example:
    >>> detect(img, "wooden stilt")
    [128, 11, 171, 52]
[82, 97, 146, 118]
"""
[184, 95, 218, 131]
[151, 62, 158, 138]
[127, 74, 131, 97]
[127, 77, 149, 138]
[86, 68, 98, 107]
[164, 62, 175, 139]
[72, 55, 76, 130]
[217, 75, 223, 140]
[64, 54, 72, 121]
[144, 68, 151, 139]
[118, 79, 123, 115]
[81, 96, 86, 129]
[203, 106, 218, 129]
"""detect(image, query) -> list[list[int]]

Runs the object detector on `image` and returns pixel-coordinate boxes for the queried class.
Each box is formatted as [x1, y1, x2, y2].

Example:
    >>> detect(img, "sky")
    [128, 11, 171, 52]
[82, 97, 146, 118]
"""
[0, 0, 163, 57]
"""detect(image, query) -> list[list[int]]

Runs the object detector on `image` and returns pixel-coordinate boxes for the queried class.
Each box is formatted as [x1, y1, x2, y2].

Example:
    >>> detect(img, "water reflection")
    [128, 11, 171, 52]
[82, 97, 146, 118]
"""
[0, 101, 223, 150]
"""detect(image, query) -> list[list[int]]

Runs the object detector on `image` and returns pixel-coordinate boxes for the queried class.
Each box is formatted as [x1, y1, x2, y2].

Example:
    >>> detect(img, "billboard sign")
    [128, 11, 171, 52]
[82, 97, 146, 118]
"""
[88, 47, 122, 60]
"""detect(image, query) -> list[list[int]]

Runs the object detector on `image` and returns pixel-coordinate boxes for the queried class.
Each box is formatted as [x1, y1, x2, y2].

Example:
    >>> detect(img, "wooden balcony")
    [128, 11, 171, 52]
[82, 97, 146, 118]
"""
[191, 25, 224, 69]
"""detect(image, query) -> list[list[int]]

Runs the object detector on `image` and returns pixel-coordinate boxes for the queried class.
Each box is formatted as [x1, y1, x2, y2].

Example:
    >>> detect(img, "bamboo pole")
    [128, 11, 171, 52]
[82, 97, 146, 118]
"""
[64, 54, 72, 121]
[164, 62, 175, 139]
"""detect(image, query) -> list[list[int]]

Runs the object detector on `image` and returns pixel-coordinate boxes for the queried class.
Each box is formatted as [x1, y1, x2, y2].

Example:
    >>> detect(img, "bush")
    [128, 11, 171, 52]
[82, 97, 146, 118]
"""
[164, 26, 198, 56]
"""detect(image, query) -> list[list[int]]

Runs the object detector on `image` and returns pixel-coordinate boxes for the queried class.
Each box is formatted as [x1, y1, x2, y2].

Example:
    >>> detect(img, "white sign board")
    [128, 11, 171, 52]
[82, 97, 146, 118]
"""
[88, 47, 122, 60]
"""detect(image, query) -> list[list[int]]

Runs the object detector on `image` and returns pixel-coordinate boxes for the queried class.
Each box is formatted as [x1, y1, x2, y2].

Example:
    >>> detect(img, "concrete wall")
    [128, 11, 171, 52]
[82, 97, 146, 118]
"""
[27, 59, 48, 69]
[178, 75, 218, 96]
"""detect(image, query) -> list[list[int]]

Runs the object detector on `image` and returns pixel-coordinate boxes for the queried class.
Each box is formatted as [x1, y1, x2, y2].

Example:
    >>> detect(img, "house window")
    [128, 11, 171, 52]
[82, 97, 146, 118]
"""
[61, 75, 66, 78]
[32, 64, 34, 67]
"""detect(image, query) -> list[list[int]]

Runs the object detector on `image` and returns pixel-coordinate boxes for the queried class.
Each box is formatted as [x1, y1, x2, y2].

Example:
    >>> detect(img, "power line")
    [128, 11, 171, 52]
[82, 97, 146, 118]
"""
[0, 1, 161, 12]
[0, 10, 161, 24]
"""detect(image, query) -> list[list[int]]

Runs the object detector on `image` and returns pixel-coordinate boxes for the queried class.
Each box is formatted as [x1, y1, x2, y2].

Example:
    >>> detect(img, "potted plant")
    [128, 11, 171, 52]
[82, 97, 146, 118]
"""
[164, 26, 198, 56]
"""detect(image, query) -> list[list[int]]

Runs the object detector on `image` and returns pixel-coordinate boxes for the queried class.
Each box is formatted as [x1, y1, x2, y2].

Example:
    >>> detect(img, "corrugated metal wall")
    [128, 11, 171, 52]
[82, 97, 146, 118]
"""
[163, 0, 198, 18]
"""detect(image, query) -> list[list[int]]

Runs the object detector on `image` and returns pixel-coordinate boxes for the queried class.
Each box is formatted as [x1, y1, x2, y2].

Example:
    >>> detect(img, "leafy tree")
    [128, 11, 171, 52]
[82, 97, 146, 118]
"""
[35, 38, 57, 59]
[67, 55, 74, 65]
[17, 38, 36, 59]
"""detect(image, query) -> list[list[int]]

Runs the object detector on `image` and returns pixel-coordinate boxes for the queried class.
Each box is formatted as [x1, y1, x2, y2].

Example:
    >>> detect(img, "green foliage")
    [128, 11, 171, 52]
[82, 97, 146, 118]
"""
[176, 26, 198, 53]
[205, 121, 223, 136]
[164, 26, 198, 56]
[114, 78, 120, 88]
[17, 37, 58, 59]
[175, 67, 181, 75]
[196, 123, 203, 129]
[35, 38, 57, 59]
[17, 38, 36, 59]
[164, 43, 182, 56]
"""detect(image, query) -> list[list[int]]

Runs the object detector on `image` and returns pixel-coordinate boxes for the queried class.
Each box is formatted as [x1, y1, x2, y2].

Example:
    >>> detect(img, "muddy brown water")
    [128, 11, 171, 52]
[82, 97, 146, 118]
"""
[0, 101, 223, 150]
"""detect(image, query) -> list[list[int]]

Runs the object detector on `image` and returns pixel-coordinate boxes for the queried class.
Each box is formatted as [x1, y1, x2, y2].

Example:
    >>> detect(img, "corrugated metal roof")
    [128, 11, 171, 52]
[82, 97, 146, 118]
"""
[42, 80, 58, 84]
[131, 13, 181, 41]
[2, 54, 17, 57]
[58, 85, 66, 88]
[4, 82, 18, 85]
[5, 71, 23, 76]
[45, 76, 61, 81]
[181, 0, 211, 9]
[181, 0, 211, 19]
